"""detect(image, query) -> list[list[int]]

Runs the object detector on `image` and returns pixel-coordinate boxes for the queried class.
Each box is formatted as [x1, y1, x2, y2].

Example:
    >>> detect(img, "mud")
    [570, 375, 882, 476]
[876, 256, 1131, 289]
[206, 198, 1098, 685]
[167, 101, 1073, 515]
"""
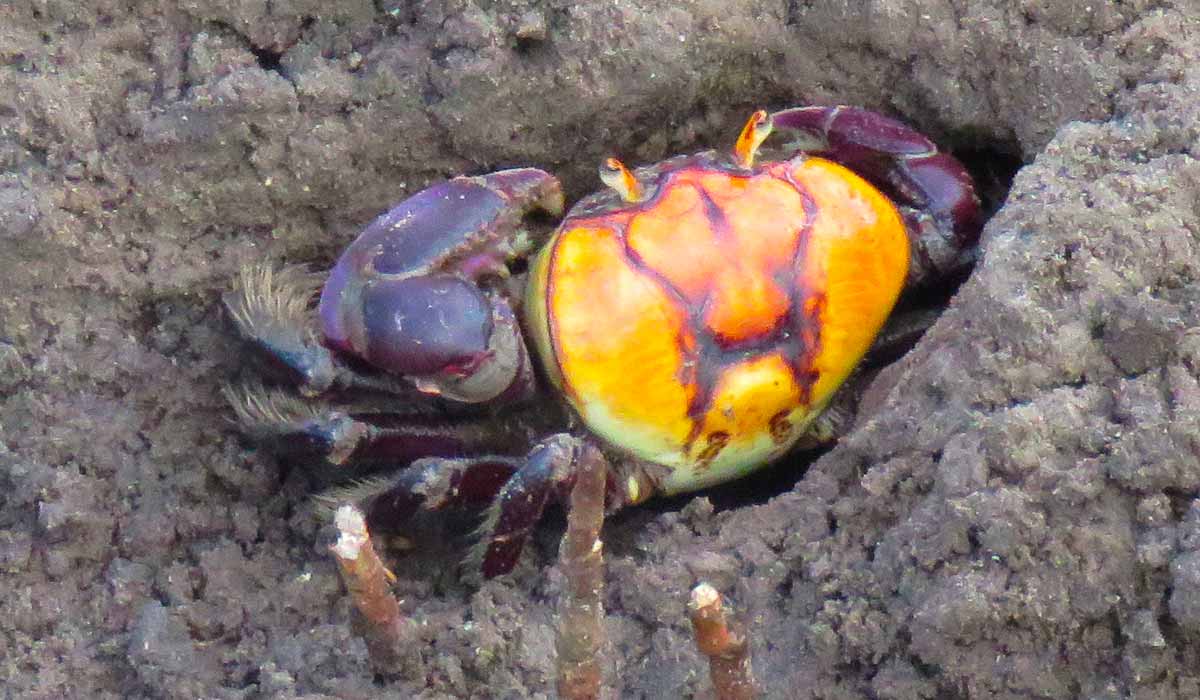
[2, 1, 1199, 698]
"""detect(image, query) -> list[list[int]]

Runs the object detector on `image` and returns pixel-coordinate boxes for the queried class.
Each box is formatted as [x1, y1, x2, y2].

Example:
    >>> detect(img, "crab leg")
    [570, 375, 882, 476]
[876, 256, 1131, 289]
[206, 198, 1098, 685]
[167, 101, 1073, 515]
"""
[317, 435, 612, 576]
[224, 263, 338, 395]
[771, 106, 982, 282]
[224, 382, 539, 477]
[462, 434, 632, 579]
[470, 435, 587, 578]
[332, 454, 523, 534]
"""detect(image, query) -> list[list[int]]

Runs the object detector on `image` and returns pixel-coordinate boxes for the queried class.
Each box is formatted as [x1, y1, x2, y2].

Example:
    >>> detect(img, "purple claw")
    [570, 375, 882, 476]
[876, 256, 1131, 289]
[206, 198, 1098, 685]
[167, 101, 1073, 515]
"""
[374, 179, 510, 275]
[320, 168, 563, 287]
[319, 169, 559, 345]
[345, 273, 493, 376]
[896, 152, 981, 246]
[774, 105, 937, 161]
[317, 168, 562, 402]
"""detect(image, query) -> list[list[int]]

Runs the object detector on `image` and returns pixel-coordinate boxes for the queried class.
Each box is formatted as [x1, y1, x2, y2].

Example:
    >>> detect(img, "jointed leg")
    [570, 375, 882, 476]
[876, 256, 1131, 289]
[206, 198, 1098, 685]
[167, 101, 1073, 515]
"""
[471, 434, 602, 578]
[320, 438, 615, 688]
[225, 382, 370, 466]
[312, 433, 622, 580]
[225, 382, 541, 477]
[334, 454, 522, 532]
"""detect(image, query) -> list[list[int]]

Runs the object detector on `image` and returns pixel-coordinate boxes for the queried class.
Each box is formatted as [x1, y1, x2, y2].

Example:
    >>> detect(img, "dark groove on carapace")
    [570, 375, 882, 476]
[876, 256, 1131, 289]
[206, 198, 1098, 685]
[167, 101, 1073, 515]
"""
[620, 171, 823, 453]
[782, 169, 824, 408]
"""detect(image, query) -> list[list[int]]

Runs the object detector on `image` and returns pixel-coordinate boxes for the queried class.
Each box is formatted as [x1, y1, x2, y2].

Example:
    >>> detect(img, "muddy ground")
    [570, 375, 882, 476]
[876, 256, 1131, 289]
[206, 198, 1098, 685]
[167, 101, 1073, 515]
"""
[2, 1, 1200, 698]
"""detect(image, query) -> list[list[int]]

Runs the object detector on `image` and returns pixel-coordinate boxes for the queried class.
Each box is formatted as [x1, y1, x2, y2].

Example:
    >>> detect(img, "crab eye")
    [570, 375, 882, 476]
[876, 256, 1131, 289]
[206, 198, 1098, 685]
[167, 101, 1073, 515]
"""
[341, 274, 494, 377]
[598, 157, 643, 203]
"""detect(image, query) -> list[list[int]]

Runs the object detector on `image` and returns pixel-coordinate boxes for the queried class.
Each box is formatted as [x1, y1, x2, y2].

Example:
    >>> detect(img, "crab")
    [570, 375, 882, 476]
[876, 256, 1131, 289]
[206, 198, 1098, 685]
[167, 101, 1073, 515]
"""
[225, 106, 981, 581]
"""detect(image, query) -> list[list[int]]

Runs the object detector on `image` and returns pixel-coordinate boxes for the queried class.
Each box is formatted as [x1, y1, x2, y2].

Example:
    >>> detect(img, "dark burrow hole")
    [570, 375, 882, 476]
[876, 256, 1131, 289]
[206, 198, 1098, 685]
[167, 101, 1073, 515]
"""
[513, 34, 544, 55]
[243, 18, 315, 78]
[955, 140, 1025, 218]
[248, 45, 284, 74]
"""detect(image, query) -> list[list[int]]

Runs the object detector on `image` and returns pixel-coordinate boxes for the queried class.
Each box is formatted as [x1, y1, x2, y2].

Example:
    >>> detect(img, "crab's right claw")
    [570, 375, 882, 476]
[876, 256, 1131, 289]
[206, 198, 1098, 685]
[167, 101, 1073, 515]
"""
[318, 169, 563, 403]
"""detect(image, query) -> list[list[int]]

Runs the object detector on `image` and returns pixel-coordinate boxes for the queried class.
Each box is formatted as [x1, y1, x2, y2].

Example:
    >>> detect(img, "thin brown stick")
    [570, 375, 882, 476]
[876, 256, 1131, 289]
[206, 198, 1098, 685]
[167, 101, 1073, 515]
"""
[556, 443, 607, 700]
[689, 582, 757, 700]
[330, 504, 415, 673]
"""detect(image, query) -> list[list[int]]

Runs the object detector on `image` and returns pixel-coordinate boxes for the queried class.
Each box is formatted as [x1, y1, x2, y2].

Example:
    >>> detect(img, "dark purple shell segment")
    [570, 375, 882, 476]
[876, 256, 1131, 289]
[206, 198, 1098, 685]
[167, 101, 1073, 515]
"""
[897, 152, 982, 244]
[364, 457, 520, 531]
[774, 106, 934, 179]
[358, 274, 494, 376]
[359, 179, 504, 275]
[318, 257, 361, 352]
[822, 107, 936, 156]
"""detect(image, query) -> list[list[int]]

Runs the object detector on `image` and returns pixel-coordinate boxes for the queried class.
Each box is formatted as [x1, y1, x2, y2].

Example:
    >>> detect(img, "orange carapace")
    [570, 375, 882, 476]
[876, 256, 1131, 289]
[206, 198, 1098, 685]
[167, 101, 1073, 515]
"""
[528, 111, 910, 493]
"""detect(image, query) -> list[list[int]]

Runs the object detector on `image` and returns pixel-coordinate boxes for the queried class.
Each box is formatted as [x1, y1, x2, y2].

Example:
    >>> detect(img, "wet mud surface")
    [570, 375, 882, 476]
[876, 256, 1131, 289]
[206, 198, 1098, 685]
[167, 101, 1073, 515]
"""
[2, 1, 1200, 698]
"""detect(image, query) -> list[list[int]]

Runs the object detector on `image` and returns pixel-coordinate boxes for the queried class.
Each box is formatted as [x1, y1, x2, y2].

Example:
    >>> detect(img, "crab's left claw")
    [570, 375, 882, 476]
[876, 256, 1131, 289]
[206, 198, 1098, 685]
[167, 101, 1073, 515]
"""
[323, 271, 530, 403]
[318, 168, 563, 403]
